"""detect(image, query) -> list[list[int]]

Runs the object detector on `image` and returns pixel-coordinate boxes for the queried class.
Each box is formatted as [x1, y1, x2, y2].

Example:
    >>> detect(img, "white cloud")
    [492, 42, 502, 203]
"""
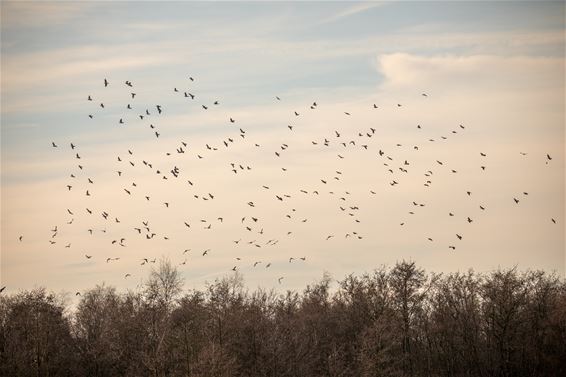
[376, 53, 564, 92]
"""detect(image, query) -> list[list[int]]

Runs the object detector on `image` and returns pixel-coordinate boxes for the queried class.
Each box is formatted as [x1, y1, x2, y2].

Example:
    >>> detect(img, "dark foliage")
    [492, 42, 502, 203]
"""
[1, 260, 565, 376]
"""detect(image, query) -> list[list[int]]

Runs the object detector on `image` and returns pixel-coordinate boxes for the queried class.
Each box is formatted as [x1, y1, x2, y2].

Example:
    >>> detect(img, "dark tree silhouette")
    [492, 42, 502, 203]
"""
[0, 289, 79, 376]
[1, 260, 565, 376]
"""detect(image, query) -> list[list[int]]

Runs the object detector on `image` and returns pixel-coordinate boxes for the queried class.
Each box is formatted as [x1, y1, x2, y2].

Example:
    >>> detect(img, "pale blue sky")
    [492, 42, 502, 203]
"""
[1, 1, 564, 296]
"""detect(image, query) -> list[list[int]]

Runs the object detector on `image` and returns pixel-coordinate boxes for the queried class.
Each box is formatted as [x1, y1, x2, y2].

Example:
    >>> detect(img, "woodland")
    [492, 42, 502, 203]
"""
[1, 260, 565, 377]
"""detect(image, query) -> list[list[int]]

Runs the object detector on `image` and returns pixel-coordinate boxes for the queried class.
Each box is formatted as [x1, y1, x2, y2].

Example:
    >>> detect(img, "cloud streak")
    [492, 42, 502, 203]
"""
[319, 2, 387, 25]
[1, 2, 96, 29]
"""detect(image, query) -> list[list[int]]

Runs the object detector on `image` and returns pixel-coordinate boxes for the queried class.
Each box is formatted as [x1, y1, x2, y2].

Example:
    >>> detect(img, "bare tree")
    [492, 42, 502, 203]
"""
[388, 260, 435, 375]
[145, 257, 184, 311]
[143, 257, 184, 376]
[169, 291, 208, 376]
[74, 284, 122, 376]
[0, 288, 78, 376]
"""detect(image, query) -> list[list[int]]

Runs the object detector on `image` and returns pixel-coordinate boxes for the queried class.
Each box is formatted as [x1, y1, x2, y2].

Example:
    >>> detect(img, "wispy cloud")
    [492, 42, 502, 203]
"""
[1, 2, 96, 29]
[319, 2, 387, 25]
[2, 44, 177, 92]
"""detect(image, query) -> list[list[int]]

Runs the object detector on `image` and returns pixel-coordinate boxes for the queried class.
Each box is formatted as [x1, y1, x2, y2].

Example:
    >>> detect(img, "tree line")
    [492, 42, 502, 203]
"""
[1, 260, 565, 377]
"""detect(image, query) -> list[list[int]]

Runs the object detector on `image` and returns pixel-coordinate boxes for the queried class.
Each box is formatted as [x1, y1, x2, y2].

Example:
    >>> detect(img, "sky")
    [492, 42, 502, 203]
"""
[1, 1, 564, 298]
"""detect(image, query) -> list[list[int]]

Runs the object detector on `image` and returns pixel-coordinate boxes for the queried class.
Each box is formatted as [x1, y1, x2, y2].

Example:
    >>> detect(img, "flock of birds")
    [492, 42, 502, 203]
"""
[7, 75, 560, 296]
